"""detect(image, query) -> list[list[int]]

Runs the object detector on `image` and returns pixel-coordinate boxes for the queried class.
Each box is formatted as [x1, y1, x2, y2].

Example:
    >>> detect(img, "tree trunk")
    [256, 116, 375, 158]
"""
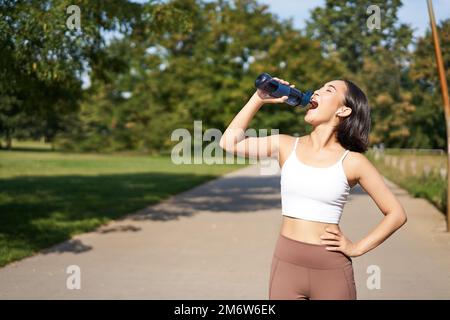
[5, 130, 12, 149]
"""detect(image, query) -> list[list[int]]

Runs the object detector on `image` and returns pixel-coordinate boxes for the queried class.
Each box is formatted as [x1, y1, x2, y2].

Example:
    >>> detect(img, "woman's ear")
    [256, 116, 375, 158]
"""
[335, 106, 352, 117]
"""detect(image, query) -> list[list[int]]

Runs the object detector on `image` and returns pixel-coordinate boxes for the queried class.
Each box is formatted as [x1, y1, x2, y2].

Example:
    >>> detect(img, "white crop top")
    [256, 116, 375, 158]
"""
[280, 137, 351, 224]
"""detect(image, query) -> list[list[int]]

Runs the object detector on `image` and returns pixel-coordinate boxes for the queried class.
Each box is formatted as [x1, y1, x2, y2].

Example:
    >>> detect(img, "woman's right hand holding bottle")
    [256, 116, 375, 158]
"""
[253, 77, 295, 104]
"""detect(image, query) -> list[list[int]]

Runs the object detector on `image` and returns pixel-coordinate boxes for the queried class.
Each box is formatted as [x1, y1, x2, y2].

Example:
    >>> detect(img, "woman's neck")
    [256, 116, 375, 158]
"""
[309, 125, 340, 151]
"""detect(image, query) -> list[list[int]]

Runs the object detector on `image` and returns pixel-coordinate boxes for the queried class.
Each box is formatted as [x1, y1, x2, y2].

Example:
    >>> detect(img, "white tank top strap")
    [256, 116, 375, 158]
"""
[340, 149, 350, 162]
[291, 137, 300, 155]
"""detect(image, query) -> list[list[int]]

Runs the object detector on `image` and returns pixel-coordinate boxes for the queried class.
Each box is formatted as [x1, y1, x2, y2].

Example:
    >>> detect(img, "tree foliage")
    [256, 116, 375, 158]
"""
[1, 0, 448, 152]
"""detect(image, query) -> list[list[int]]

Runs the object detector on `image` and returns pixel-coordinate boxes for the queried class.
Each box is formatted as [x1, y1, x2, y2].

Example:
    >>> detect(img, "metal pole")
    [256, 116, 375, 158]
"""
[427, 0, 450, 231]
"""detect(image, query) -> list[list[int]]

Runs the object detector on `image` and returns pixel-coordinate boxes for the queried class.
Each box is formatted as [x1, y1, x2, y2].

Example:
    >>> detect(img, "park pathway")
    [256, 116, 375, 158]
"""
[1, 161, 450, 299]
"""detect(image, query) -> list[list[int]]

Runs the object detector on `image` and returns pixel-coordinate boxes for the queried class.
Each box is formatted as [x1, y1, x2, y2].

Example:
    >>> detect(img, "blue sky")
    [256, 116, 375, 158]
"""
[257, 0, 450, 39]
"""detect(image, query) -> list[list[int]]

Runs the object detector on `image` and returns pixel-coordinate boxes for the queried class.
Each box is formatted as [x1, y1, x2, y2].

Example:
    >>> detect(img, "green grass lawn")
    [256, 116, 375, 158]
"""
[0, 147, 248, 267]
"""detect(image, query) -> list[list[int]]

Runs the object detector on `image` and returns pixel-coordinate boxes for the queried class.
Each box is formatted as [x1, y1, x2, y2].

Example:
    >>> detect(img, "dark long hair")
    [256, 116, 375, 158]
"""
[335, 80, 371, 153]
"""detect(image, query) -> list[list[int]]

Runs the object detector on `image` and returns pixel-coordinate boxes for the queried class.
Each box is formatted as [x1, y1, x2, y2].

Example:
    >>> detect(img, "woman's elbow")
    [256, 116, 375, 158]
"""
[390, 201, 407, 227]
[386, 206, 407, 228]
[219, 137, 235, 153]
[219, 135, 228, 149]
[396, 210, 408, 227]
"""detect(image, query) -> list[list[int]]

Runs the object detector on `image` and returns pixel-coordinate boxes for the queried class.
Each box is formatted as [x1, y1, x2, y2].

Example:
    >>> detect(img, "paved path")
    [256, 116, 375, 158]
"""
[1, 161, 450, 299]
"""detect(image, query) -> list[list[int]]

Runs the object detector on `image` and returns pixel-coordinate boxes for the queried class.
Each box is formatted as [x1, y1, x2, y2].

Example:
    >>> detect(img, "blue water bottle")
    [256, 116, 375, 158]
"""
[255, 73, 313, 107]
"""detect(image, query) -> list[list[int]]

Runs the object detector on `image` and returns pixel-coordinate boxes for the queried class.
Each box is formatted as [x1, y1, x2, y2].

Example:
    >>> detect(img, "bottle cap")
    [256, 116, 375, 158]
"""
[300, 90, 313, 107]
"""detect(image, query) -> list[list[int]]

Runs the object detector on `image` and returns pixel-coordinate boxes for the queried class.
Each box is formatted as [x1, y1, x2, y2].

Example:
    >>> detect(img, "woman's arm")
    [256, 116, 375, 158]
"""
[321, 153, 407, 257]
[219, 78, 292, 160]
[351, 153, 408, 256]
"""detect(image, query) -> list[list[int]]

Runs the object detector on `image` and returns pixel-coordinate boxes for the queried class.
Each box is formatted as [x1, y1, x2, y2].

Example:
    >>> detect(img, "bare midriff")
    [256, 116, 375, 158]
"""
[280, 215, 342, 245]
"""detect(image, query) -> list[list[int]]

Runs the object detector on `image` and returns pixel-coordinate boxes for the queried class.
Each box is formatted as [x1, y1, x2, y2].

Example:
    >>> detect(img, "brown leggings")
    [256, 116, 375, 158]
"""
[269, 234, 357, 300]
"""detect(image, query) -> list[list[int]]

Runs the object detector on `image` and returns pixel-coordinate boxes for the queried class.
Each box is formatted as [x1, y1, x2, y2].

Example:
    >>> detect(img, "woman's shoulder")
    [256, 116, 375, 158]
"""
[276, 134, 306, 165]
[344, 150, 375, 181]
[346, 150, 369, 164]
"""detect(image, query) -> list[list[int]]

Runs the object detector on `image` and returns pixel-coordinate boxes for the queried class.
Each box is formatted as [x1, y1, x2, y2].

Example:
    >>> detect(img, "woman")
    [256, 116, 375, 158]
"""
[219, 76, 408, 300]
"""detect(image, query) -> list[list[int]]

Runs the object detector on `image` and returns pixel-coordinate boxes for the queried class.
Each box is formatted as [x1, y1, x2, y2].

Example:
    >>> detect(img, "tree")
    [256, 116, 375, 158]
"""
[407, 19, 449, 149]
[0, 0, 141, 148]
[58, 0, 346, 153]
[306, 0, 415, 147]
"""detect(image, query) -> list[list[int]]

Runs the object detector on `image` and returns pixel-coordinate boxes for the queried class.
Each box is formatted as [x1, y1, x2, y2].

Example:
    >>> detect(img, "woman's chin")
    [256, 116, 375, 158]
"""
[304, 114, 315, 125]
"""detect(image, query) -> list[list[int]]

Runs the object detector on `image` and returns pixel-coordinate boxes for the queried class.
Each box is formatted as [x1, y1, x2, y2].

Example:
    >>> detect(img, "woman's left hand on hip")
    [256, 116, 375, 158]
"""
[320, 227, 361, 257]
